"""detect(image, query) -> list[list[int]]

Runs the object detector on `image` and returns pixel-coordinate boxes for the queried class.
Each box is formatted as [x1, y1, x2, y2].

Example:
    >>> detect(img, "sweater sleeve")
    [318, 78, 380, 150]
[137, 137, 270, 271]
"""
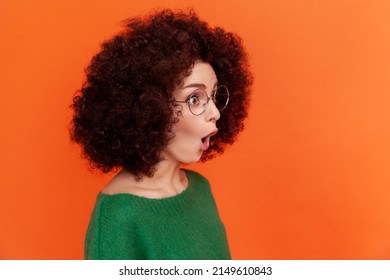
[84, 194, 144, 260]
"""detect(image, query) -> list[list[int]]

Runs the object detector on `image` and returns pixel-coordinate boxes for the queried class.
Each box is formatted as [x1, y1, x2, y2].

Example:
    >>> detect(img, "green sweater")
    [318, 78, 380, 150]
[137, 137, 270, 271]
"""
[84, 169, 231, 260]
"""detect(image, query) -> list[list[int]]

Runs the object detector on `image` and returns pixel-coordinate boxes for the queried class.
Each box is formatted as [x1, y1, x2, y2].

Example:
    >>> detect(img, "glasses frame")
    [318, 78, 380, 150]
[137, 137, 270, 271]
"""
[174, 85, 230, 116]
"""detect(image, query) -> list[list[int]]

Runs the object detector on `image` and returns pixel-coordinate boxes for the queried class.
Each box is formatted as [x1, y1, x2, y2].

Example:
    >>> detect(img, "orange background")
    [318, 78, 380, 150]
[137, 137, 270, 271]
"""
[1, 0, 390, 259]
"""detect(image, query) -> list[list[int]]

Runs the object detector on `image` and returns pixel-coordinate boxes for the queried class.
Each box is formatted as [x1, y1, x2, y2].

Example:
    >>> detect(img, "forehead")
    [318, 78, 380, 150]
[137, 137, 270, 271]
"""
[181, 61, 217, 88]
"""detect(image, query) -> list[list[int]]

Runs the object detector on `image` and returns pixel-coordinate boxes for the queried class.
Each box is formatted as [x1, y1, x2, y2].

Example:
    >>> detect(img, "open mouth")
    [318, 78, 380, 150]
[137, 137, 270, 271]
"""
[201, 130, 218, 151]
[201, 135, 210, 145]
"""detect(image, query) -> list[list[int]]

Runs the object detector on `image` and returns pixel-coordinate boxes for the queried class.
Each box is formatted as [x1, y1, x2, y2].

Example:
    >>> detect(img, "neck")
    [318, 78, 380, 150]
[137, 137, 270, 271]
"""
[119, 158, 188, 197]
[149, 160, 183, 190]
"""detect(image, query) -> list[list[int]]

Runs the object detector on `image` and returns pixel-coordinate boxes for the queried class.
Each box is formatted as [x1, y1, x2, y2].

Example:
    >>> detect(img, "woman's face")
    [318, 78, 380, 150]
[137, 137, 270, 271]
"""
[162, 61, 221, 164]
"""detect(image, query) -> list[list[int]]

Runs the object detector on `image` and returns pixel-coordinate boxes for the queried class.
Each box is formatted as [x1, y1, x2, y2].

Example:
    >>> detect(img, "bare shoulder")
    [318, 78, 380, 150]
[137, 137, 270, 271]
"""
[101, 169, 139, 195]
[102, 168, 189, 199]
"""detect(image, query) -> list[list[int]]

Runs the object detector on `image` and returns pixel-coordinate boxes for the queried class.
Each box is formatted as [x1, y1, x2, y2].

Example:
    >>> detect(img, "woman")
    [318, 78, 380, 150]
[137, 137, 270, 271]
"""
[70, 8, 252, 259]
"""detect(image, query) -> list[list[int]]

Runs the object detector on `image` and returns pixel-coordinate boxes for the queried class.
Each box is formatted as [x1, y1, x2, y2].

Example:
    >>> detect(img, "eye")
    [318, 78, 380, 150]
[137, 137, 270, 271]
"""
[187, 90, 204, 106]
[187, 94, 200, 105]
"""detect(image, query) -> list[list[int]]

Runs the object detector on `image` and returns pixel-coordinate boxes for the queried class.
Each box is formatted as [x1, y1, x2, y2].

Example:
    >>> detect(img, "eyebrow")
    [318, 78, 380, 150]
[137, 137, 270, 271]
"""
[182, 81, 218, 90]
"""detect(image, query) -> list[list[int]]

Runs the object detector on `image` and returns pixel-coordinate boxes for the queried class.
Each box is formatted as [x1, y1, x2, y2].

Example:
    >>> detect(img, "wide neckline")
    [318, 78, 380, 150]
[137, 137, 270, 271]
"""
[99, 168, 194, 201]
[96, 169, 201, 215]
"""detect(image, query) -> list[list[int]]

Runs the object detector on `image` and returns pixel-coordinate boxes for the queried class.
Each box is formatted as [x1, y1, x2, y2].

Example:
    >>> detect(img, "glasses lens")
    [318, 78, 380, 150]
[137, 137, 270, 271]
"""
[189, 89, 208, 115]
[214, 85, 230, 111]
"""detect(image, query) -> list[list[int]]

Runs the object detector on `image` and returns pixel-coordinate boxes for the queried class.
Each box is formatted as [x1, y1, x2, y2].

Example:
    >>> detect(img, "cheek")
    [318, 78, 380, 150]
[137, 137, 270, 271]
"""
[173, 114, 199, 136]
[173, 126, 198, 144]
[164, 116, 205, 163]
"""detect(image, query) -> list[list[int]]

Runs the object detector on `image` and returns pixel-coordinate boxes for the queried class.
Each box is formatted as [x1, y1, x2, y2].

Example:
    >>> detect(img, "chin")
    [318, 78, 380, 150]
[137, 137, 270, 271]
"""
[181, 158, 201, 165]
[181, 153, 203, 164]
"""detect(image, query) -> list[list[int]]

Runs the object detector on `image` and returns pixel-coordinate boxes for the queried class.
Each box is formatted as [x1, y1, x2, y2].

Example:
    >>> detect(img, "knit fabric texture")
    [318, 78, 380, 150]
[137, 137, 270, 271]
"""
[84, 169, 231, 259]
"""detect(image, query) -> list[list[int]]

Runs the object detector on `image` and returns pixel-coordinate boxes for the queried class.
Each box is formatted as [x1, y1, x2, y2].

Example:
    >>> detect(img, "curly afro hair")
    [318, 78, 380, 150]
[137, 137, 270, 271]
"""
[70, 8, 252, 178]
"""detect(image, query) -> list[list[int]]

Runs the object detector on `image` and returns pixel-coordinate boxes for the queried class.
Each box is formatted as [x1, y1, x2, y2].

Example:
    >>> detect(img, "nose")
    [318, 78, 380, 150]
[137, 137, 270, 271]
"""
[206, 98, 220, 122]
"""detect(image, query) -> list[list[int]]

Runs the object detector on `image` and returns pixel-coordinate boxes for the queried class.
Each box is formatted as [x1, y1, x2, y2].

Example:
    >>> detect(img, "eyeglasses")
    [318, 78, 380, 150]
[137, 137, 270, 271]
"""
[174, 85, 230, 116]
